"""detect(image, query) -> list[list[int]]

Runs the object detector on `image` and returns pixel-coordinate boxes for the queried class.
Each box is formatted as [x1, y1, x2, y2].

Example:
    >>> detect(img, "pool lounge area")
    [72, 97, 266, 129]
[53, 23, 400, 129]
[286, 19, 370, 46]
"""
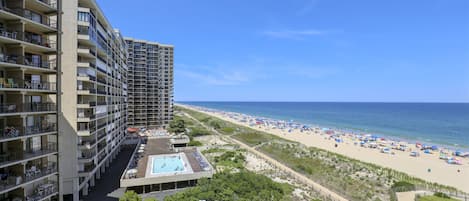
[120, 134, 213, 194]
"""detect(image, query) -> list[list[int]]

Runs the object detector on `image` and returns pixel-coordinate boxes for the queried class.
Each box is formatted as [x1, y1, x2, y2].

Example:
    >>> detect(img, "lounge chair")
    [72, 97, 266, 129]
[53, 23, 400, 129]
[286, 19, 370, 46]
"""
[7, 104, 16, 113]
[7, 78, 17, 88]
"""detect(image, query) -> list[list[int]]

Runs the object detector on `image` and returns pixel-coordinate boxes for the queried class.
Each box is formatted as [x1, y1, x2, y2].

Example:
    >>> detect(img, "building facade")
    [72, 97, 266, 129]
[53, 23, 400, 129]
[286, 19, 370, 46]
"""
[60, 0, 128, 200]
[0, 0, 60, 201]
[125, 38, 173, 129]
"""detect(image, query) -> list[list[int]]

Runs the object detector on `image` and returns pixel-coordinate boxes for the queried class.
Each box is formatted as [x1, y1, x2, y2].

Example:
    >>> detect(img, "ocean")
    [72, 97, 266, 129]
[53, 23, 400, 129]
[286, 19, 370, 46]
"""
[180, 102, 469, 149]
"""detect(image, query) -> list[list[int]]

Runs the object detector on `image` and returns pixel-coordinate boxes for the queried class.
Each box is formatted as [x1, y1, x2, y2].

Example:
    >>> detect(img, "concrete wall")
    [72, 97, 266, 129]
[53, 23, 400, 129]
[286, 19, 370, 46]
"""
[59, 0, 79, 198]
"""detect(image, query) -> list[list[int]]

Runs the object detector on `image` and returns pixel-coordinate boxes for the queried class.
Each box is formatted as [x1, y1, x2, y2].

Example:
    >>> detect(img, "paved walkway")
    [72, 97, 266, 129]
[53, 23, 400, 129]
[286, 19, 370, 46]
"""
[182, 111, 349, 201]
[82, 146, 135, 201]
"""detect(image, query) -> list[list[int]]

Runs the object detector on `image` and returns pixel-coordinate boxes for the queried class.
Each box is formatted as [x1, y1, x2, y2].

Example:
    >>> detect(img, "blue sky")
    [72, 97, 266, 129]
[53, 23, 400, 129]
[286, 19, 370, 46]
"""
[97, 0, 469, 102]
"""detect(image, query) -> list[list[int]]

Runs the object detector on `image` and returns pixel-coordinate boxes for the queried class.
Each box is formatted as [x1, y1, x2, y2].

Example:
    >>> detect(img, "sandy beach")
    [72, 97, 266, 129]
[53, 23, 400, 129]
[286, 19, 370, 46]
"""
[179, 104, 469, 193]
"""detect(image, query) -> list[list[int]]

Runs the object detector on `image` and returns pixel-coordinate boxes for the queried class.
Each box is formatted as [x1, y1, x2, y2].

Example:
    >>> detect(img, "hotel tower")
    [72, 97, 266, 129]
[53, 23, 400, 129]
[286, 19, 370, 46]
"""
[0, 0, 174, 200]
[0, 0, 60, 201]
[125, 38, 174, 129]
[60, 0, 128, 200]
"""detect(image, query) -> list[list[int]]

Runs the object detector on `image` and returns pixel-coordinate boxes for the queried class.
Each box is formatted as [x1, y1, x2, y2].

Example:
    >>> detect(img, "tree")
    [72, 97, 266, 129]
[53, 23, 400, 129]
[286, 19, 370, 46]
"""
[168, 119, 185, 134]
[120, 191, 141, 201]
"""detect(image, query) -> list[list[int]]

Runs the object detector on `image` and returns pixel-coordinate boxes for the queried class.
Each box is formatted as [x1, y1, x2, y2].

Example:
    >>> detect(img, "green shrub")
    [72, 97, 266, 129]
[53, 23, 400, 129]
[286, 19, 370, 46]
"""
[188, 140, 203, 146]
[433, 192, 450, 199]
[391, 181, 416, 192]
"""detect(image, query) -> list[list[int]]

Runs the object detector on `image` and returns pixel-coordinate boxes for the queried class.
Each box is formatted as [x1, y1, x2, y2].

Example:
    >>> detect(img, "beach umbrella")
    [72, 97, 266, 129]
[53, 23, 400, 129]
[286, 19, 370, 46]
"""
[431, 145, 438, 150]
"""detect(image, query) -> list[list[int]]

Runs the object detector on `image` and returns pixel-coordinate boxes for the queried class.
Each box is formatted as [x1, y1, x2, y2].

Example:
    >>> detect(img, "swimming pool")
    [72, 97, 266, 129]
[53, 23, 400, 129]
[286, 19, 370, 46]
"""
[151, 154, 187, 174]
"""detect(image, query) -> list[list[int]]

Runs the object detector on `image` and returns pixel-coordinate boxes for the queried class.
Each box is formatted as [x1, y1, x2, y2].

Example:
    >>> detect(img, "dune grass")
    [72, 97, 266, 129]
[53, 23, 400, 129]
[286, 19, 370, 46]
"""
[176, 105, 464, 201]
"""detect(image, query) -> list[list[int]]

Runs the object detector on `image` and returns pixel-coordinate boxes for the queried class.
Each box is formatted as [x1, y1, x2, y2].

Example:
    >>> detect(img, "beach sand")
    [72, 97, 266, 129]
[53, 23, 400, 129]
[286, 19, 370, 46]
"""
[181, 105, 469, 193]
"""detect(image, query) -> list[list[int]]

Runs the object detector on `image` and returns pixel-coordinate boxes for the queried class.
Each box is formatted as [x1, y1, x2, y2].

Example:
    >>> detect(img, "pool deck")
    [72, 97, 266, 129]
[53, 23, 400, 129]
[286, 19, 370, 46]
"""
[135, 138, 204, 178]
[120, 136, 213, 188]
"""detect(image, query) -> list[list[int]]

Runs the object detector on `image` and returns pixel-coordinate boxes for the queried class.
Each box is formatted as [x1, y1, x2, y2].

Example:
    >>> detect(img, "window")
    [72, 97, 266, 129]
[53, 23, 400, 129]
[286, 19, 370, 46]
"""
[78, 12, 90, 22]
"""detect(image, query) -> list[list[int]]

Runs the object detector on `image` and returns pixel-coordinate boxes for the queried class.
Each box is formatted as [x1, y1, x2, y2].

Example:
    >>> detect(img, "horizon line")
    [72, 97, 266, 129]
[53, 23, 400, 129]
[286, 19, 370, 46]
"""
[175, 100, 469, 104]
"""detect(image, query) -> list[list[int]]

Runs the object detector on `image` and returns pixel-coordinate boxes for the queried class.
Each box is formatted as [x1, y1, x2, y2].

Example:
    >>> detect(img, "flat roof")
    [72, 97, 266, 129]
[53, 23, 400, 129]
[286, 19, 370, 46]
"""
[120, 137, 213, 188]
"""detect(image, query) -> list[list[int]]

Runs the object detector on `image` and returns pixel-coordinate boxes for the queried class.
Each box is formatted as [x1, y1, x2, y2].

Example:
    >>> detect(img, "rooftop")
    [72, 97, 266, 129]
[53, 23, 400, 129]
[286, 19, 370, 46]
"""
[120, 134, 213, 188]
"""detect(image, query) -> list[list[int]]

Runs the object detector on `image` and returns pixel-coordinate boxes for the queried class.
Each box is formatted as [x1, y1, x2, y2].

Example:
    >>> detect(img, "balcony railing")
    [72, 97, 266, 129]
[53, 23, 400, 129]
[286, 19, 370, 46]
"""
[78, 139, 96, 148]
[77, 101, 96, 106]
[23, 35, 56, 49]
[25, 181, 58, 201]
[79, 151, 95, 160]
[0, 143, 57, 167]
[0, 162, 57, 192]
[77, 72, 96, 81]
[1, 8, 57, 29]
[38, 0, 58, 9]
[79, 164, 96, 174]
[0, 103, 56, 114]
[97, 77, 106, 84]
[0, 79, 56, 91]
[0, 123, 57, 140]
[0, 54, 56, 70]
[97, 89, 106, 95]
[77, 86, 96, 93]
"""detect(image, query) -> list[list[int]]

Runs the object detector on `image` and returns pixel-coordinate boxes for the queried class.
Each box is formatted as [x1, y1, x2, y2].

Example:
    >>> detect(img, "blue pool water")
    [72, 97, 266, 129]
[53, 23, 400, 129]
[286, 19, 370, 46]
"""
[151, 155, 185, 174]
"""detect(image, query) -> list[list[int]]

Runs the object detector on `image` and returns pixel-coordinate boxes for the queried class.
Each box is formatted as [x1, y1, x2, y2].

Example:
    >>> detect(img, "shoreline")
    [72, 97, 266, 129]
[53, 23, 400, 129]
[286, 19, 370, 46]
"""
[180, 102, 469, 151]
[178, 104, 469, 193]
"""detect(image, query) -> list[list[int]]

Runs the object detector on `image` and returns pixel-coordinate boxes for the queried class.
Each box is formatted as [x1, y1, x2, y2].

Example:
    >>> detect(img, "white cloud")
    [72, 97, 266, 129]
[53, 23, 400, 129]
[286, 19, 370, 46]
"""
[177, 68, 251, 86]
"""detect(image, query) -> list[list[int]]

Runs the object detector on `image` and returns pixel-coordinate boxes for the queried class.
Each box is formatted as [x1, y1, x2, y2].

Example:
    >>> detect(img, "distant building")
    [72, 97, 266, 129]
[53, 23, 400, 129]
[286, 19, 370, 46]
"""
[125, 38, 174, 129]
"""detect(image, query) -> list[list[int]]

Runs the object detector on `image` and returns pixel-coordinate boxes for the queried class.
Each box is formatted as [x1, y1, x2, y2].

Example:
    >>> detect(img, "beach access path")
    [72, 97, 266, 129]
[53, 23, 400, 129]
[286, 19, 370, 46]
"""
[181, 109, 349, 201]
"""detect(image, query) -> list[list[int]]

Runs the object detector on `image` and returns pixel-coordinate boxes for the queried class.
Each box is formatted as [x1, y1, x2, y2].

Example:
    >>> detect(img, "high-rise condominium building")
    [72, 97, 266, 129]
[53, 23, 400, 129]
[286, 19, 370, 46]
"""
[60, 0, 128, 200]
[125, 38, 174, 129]
[0, 0, 60, 201]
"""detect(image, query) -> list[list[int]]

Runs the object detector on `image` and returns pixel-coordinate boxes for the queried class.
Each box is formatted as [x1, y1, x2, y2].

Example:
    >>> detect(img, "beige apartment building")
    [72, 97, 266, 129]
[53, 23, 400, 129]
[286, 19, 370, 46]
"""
[0, 0, 60, 201]
[0, 0, 174, 200]
[125, 38, 174, 129]
[59, 0, 128, 200]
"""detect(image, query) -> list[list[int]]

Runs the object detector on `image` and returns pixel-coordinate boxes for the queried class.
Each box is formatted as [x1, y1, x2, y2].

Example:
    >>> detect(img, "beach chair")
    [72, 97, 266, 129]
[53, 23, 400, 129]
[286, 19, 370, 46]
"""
[7, 78, 17, 88]
[7, 104, 16, 113]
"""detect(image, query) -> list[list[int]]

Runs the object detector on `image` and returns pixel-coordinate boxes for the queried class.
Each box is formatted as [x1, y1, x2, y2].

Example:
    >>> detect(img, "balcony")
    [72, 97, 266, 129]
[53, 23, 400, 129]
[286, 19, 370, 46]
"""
[0, 54, 56, 71]
[77, 72, 96, 82]
[26, 0, 58, 13]
[79, 163, 96, 175]
[78, 139, 96, 149]
[0, 7, 57, 30]
[97, 89, 106, 95]
[96, 77, 106, 85]
[25, 181, 58, 201]
[0, 78, 56, 92]
[0, 162, 57, 194]
[0, 123, 57, 142]
[0, 143, 57, 168]
[77, 113, 95, 122]
[0, 102, 56, 115]
[0, 30, 56, 52]
[23, 34, 56, 49]
[77, 86, 96, 95]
